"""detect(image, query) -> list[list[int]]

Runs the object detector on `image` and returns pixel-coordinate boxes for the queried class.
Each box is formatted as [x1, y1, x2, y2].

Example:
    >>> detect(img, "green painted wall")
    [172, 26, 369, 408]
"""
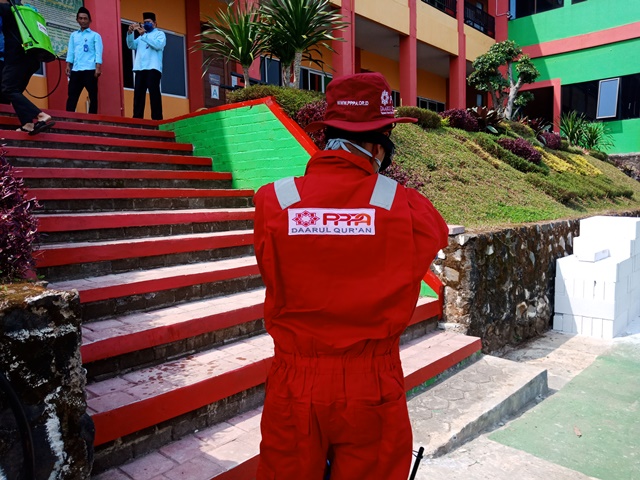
[509, 1, 640, 47]
[160, 103, 312, 191]
[509, 4, 640, 154]
[606, 118, 640, 154]
[531, 38, 640, 84]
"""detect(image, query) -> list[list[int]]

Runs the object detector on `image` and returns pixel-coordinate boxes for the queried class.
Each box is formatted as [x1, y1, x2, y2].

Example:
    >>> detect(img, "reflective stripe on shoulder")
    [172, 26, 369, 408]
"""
[369, 174, 397, 211]
[274, 176, 301, 210]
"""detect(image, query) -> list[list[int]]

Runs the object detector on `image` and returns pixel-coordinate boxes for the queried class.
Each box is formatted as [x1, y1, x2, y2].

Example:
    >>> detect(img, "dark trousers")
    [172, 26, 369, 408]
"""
[133, 69, 163, 120]
[66, 70, 98, 114]
[1, 56, 42, 126]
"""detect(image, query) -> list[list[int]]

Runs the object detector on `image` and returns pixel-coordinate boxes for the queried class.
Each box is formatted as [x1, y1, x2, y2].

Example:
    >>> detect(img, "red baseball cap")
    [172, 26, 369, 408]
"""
[305, 72, 417, 133]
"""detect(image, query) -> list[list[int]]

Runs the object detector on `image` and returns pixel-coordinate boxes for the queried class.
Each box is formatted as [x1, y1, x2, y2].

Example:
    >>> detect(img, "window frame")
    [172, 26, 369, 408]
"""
[596, 78, 620, 120]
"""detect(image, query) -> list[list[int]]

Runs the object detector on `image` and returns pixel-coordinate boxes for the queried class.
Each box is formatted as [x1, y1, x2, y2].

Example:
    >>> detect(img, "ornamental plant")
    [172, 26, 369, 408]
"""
[296, 100, 327, 148]
[198, 1, 267, 87]
[467, 40, 539, 120]
[468, 106, 500, 134]
[497, 137, 542, 165]
[260, 0, 347, 88]
[538, 131, 561, 150]
[383, 162, 425, 190]
[0, 153, 40, 282]
[439, 109, 478, 132]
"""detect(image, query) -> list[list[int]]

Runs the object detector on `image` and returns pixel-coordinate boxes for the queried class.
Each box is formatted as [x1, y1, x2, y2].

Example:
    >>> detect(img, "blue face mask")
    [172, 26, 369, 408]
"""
[143, 22, 154, 33]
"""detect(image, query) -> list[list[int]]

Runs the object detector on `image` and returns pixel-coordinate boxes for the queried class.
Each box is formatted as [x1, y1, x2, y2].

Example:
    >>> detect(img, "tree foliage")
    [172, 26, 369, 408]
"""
[197, 1, 266, 87]
[260, 0, 347, 88]
[467, 40, 539, 120]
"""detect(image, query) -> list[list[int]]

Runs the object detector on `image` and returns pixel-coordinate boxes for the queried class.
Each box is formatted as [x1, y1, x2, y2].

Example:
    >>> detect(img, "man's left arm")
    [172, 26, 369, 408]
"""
[94, 33, 103, 77]
[141, 30, 166, 51]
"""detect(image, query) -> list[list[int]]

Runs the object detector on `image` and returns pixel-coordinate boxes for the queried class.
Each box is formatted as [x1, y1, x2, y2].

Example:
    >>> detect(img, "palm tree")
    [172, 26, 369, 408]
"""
[197, 1, 266, 87]
[260, 0, 347, 88]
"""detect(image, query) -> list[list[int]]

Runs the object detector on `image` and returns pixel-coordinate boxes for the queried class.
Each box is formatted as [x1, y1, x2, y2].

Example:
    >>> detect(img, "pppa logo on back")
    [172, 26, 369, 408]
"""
[288, 209, 375, 235]
[37, 21, 47, 35]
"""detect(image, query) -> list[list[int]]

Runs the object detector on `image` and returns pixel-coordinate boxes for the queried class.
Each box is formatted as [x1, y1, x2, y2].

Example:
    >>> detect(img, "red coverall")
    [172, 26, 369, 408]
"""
[254, 149, 449, 480]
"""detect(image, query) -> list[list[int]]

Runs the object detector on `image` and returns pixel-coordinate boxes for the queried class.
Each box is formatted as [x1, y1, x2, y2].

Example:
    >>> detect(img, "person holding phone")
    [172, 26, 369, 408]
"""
[126, 12, 165, 120]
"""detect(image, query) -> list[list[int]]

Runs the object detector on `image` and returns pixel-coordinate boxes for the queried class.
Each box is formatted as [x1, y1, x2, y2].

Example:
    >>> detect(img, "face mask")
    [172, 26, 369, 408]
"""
[143, 22, 154, 32]
[325, 134, 395, 172]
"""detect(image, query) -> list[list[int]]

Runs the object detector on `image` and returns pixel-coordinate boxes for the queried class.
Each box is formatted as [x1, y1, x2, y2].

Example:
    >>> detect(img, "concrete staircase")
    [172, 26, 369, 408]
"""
[2, 105, 482, 479]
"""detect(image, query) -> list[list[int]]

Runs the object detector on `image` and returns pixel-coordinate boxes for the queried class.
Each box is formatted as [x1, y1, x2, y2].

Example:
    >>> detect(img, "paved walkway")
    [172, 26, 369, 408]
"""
[413, 317, 640, 480]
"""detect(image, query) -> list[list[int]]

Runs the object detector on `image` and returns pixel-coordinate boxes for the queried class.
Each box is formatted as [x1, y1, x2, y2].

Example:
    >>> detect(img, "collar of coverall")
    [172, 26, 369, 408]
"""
[305, 149, 376, 176]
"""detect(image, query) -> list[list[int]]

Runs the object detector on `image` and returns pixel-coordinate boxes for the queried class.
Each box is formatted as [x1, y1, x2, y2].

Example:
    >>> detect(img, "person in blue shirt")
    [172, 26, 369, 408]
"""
[126, 12, 165, 120]
[65, 7, 102, 114]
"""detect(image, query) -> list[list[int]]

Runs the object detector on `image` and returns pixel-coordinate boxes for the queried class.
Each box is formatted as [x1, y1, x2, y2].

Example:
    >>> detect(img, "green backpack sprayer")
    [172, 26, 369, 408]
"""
[8, 0, 56, 63]
[8, 0, 62, 98]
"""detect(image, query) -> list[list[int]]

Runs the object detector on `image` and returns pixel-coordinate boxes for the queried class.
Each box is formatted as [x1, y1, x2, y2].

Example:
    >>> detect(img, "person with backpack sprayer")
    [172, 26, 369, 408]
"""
[254, 72, 449, 479]
[0, 0, 55, 135]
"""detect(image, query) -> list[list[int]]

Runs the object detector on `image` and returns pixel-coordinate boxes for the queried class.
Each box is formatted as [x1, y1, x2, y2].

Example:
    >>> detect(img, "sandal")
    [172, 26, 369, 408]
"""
[17, 126, 33, 133]
[29, 119, 55, 136]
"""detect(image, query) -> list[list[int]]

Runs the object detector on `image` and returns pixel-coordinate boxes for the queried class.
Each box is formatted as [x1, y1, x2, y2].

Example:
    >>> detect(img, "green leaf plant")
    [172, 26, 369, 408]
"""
[467, 40, 540, 121]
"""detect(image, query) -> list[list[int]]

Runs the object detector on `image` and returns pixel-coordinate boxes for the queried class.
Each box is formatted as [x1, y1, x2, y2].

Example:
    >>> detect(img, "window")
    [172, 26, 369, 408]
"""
[121, 21, 187, 97]
[562, 73, 640, 122]
[299, 67, 332, 93]
[392, 90, 401, 107]
[260, 57, 281, 86]
[514, 0, 564, 19]
[596, 78, 619, 119]
[417, 97, 445, 112]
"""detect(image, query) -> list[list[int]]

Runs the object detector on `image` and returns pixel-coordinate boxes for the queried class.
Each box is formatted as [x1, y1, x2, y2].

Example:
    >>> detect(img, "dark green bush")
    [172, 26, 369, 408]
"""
[474, 133, 549, 175]
[559, 139, 570, 151]
[396, 106, 441, 130]
[589, 150, 608, 161]
[567, 146, 585, 155]
[505, 120, 536, 139]
[228, 85, 324, 118]
[525, 173, 577, 203]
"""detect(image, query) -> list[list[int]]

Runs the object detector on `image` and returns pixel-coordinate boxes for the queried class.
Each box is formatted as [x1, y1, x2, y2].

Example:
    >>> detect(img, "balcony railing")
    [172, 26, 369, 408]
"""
[421, 0, 457, 19]
[464, 2, 495, 38]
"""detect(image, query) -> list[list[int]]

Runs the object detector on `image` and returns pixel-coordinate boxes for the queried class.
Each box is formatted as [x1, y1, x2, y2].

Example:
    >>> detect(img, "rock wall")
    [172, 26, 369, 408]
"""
[0, 286, 94, 479]
[608, 154, 640, 182]
[436, 212, 640, 352]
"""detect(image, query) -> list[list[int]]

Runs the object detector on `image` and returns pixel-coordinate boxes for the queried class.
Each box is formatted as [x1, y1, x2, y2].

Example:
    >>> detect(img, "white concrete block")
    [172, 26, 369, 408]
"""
[602, 320, 614, 340]
[563, 314, 578, 334]
[592, 318, 603, 338]
[593, 280, 605, 301]
[574, 236, 610, 262]
[553, 314, 562, 331]
[581, 316, 593, 336]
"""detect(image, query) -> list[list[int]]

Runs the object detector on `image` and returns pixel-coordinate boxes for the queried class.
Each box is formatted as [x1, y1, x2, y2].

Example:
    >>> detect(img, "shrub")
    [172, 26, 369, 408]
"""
[440, 109, 478, 132]
[559, 139, 570, 151]
[558, 110, 587, 146]
[581, 121, 614, 151]
[1, 153, 40, 282]
[497, 137, 542, 164]
[227, 85, 324, 118]
[538, 131, 561, 150]
[507, 119, 536, 138]
[468, 106, 501, 134]
[473, 133, 549, 175]
[396, 106, 441, 130]
[590, 150, 608, 161]
[526, 117, 552, 137]
[383, 162, 425, 190]
[295, 100, 327, 149]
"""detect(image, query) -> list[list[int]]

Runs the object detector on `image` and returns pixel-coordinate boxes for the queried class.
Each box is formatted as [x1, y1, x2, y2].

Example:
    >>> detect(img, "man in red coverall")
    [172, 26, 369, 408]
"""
[254, 72, 449, 480]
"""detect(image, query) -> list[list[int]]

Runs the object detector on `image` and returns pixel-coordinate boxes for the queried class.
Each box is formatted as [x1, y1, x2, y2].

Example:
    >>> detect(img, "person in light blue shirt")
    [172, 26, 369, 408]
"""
[126, 11, 166, 120]
[65, 7, 102, 114]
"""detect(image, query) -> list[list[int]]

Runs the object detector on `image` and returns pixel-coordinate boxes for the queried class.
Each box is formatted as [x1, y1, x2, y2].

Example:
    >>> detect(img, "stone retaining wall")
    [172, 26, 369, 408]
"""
[436, 212, 640, 352]
[0, 286, 93, 479]
[609, 154, 640, 182]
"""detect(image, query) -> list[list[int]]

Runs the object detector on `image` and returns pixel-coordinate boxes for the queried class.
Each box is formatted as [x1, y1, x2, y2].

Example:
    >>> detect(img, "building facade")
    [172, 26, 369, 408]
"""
[26, 0, 506, 119]
[511, 0, 640, 153]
